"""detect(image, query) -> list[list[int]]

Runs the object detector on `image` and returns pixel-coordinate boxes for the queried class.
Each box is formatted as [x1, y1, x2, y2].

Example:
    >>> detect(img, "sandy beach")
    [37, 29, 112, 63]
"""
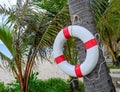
[0, 59, 69, 84]
[0, 59, 120, 92]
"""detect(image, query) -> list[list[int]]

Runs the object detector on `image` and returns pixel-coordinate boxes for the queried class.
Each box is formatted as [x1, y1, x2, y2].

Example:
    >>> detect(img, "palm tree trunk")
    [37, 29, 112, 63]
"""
[68, 0, 116, 92]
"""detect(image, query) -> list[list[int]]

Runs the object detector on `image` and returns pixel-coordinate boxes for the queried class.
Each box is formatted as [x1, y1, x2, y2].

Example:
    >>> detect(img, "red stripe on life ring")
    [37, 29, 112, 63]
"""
[63, 27, 71, 39]
[85, 38, 97, 49]
[55, 55, 66, 64]
[75, 65, 83, 77]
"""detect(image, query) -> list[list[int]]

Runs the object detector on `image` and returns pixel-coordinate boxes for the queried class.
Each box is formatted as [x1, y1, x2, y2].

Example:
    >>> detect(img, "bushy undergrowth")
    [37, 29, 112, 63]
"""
[0, 72, 84, 92]
[0, 82, 9, 92]
[108, 65, 120, 69]
[28, 72, 70, 92]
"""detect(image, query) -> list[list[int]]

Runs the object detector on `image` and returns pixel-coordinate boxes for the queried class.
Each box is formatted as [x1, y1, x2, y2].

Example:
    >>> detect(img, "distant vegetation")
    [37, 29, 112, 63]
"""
[108, 65, 120, 69]
[0, 72, 85, 92]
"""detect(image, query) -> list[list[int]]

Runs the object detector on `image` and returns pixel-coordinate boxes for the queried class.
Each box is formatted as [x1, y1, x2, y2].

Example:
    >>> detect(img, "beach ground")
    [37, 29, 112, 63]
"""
[0, 61, 120, 92]
[0, 61, 69, 84]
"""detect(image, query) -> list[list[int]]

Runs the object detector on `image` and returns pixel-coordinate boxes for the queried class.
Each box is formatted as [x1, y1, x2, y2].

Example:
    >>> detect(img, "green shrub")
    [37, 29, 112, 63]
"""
[44, 78, 70, 92]
[29, 78, 69, 92]
[28, 72, 47, 92]
[7, 81, 21, 92]
[108, 65, 120, 69]
[0, 82, 9, 92]
[78, 80, 85, 92]
[28, 72, 70, 92]
[0, 72, 85, 92]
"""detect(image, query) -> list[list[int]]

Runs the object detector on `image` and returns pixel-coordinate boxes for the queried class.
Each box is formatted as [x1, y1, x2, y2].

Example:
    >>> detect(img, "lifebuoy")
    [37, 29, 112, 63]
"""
[53, 25, 99, 77]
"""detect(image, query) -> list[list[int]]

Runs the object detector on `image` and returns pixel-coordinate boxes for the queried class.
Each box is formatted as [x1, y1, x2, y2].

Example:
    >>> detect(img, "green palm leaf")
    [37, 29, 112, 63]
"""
[91, 0, 120, 41]
[0, 27, 14, 59]
[39, 5, 70, 47]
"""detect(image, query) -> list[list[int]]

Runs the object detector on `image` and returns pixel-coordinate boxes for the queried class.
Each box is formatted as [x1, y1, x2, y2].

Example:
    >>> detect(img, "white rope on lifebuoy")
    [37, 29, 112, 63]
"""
[53, 25, 99, 77]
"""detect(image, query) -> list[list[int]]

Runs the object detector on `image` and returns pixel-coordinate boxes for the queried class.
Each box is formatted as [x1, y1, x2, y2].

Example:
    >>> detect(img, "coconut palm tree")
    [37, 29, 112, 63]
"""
[68, 0, 116, 92]
[0, 0, 70, 92]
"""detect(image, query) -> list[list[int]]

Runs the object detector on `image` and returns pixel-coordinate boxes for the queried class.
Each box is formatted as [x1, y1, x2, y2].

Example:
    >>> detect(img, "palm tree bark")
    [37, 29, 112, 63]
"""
[68, 0, 116, 92]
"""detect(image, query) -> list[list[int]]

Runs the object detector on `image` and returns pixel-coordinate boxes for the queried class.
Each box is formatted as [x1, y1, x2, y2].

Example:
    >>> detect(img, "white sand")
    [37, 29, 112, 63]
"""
[35, 62, 69, 80]
[0, 67, 15, 84]
[0, 60, 120, 92]
[0, 59, 69, 84]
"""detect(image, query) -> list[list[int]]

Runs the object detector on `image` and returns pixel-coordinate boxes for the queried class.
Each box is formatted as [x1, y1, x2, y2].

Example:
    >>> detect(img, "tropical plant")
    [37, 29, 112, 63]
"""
[68, 0, 116, 92]
[64, 37, 80, 91]
[91, 0, 120, 65]
[0, 82, 9, 92]
[64, 38, 79, 65]
[0, 72, 85, 92]
[0, 0, 70, 92]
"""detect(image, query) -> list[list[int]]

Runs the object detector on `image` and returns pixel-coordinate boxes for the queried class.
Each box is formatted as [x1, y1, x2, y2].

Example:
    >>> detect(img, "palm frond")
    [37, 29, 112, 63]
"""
[97, 0, 120, 41]
[20, 0, 69, 60]
[91, 0, 120, 41]
[90, 0, 109, 24]
[39, 5, 70, 47]
[64, 37, 79, 65]
[0, 27, 15, 57]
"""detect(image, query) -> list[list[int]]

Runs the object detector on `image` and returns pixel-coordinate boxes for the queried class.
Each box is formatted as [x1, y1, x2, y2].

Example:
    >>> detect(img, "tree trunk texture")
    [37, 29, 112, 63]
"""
[68, 0, 116, 92]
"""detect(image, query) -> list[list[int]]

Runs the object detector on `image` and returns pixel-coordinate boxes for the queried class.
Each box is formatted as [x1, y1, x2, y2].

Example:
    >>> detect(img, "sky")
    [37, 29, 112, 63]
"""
[0, 0, 16, 7]
[0, 0, 17, 24]
[0, 0, 17, 59]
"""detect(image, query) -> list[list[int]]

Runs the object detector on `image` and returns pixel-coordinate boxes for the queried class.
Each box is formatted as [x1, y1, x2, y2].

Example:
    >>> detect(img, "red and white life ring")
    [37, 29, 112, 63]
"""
[53, 25, 99, 77]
